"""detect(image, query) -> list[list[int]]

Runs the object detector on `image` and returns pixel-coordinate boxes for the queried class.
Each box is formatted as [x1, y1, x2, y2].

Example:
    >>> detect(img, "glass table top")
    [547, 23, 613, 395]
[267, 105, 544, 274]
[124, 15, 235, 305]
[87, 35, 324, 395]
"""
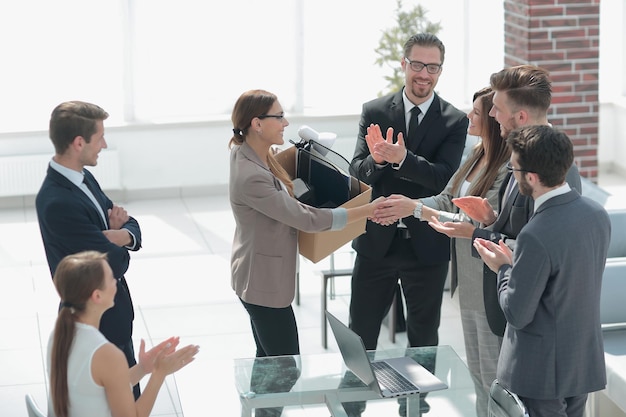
[233, 345, 482, 417]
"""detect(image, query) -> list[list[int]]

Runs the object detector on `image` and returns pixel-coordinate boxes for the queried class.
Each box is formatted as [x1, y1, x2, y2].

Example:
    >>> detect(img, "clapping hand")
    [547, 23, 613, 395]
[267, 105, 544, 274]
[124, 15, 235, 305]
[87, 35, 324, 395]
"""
[452, 196, 497, 225]
[473, 238, 513, 273]
[373, 126, 407, 165]
[365, 124, 407, 165]
[153, 343, 200, 376]
[137, 337, 180, 375]
[428, 217, 476, 239]
[365, 124, 386, 164]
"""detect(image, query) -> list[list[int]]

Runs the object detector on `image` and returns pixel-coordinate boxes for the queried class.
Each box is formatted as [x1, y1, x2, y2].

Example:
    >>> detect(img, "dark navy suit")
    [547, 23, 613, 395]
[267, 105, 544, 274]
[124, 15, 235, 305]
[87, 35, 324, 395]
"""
[36, 166, 142, 391]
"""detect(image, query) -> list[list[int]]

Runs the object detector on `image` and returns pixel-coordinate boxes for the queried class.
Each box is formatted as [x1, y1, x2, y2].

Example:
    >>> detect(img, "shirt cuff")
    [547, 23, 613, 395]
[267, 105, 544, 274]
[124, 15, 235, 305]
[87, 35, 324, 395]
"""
[330, 208, 348, 230]
[123, 229, 137, 249]
[392, 150, 408, 170]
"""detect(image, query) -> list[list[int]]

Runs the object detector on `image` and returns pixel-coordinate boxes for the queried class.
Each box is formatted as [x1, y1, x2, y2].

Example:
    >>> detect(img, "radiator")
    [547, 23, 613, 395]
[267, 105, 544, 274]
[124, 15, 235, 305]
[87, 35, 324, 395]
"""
[0, 150, 122, 197]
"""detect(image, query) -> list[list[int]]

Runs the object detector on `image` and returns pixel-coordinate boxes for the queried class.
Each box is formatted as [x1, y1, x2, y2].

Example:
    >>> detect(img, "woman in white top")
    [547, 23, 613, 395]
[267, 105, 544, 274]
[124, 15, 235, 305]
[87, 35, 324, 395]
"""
[48, 251, 200, 417]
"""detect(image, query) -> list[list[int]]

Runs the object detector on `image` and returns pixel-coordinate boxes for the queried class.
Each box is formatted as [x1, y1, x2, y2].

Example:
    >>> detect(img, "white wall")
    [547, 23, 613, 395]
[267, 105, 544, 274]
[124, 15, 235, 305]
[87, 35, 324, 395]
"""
[0, 115, 365, 204]
[598, 1, 626, 175]
[598, 101, 626, 175]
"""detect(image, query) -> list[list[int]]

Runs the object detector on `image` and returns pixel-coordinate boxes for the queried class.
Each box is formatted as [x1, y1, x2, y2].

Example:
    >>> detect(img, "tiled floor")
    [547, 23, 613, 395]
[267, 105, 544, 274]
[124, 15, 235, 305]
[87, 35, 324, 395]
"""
[1, 169, 624, 416]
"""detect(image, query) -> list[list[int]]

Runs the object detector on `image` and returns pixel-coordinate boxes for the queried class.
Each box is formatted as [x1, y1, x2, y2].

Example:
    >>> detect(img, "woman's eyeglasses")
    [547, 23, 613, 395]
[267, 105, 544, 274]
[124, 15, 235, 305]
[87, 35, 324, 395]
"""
[258, 113, 285, 121]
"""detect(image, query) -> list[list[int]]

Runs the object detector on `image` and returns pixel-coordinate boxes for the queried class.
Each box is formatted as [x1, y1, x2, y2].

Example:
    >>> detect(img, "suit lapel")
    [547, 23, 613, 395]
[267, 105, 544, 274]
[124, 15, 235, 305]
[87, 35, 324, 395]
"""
[493, 173, 516, 230]
[389, 92, 407, 143]
[83, 173, 109, 229]
[49, 167, 108, 229]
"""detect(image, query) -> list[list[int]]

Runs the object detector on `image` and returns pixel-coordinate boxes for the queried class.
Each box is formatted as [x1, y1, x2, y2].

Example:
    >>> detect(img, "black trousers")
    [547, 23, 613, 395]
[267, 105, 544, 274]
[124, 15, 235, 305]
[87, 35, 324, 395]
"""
[240, 298, 300, 357]
[118, 339, 140, 400]
[350, 236, 449, 350]
[240, 299, 301, 416]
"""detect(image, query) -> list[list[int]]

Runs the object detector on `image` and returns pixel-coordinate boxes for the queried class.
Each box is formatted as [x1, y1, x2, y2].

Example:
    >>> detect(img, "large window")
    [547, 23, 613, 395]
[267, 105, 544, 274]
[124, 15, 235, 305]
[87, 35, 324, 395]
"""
[0, 0, 505, 134]
[130, 0, 298, 121]
[0, 0, 126, 132]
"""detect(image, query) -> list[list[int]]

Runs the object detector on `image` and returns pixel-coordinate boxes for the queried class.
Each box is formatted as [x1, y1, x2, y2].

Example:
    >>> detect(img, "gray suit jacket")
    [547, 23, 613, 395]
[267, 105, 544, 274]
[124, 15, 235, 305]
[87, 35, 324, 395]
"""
[496, 190, 609, 399]
[229, 142, 333, 308]
[474, 164, 582, 336]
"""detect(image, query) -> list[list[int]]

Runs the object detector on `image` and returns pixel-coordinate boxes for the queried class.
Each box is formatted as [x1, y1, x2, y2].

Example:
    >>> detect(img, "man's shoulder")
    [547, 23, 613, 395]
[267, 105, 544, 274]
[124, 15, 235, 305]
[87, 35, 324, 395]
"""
[36, 173, 64, 202]
[577, 194, 610, 220]
[533, 191, 607, 226]
[435, 94, 466, 119]
[36, 173, 77, 210]
[363, 90, 401, 109]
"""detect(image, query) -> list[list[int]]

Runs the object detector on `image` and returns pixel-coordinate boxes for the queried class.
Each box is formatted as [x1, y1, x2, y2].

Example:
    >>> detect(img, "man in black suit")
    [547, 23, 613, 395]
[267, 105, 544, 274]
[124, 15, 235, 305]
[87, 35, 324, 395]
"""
[36, 101, 143, 398]
[349, 33, 468, 352]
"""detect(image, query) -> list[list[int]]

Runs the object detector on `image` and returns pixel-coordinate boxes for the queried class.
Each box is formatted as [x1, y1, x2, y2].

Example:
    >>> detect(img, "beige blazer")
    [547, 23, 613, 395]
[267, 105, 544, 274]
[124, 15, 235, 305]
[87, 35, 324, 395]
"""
[229, 142, 333, 308]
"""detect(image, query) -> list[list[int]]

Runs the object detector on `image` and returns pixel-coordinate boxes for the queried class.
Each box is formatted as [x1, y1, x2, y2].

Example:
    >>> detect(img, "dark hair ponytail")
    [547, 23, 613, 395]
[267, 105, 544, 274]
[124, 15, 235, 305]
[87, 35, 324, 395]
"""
[50, 251, 107, 417]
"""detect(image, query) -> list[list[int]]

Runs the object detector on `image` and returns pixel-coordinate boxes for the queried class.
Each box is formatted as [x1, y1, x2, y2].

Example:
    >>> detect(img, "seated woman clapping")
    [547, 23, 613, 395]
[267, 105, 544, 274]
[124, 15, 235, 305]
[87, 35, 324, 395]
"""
[47, 250, 200, 417]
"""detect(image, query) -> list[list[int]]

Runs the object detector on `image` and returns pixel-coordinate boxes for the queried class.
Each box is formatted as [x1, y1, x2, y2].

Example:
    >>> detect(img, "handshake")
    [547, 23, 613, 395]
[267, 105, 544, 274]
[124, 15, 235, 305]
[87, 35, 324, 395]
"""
[367, 195, 497, 240]
[368, 195, 435, 226]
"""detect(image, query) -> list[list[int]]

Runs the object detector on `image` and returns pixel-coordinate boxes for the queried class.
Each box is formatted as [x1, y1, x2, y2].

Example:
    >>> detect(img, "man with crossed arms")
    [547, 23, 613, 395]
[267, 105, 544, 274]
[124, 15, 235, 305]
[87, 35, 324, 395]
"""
[36, 101, 143, 398]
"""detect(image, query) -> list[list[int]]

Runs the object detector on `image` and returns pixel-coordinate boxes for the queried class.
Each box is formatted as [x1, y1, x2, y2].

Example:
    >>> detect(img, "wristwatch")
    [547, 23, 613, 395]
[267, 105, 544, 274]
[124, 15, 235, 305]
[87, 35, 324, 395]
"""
[413, 201, 423, 219]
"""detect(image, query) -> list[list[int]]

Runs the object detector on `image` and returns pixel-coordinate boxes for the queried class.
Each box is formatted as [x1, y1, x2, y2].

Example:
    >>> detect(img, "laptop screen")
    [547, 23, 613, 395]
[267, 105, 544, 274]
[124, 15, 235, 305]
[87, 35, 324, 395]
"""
[325, 311, 381, 392]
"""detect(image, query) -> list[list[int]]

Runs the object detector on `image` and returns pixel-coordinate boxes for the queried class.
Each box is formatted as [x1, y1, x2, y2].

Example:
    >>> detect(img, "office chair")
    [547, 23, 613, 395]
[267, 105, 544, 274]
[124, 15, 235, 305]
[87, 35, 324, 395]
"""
[25, 394, 46, 417]
[487, 379, 528, 417]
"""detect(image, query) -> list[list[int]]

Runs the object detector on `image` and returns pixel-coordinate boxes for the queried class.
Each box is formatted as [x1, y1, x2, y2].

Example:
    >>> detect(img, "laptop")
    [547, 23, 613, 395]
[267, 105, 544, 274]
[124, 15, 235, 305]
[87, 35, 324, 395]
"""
[326, 311, 448, 398]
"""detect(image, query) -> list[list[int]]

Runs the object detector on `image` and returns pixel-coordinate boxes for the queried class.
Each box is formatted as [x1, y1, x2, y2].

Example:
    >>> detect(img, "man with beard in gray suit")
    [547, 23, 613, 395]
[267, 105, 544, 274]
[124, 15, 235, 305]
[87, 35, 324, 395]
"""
[474, 125, 609, 417]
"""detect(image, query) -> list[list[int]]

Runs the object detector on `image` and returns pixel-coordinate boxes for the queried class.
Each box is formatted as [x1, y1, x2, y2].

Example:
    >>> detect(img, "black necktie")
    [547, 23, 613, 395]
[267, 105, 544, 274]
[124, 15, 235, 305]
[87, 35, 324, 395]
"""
[408, 106, 421, 145]
[83, 176, 108, 228]
[83, 177, 98, 201]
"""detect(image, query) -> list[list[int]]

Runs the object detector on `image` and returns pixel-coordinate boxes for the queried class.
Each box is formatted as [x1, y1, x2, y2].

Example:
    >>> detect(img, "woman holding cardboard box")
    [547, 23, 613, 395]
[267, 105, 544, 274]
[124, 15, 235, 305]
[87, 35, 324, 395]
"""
[229, 89, 379, 361]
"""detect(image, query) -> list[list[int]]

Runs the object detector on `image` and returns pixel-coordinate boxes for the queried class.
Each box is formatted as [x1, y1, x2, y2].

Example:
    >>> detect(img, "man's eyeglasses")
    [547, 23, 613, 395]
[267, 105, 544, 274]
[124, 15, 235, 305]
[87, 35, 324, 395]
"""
[506, 162, 534, 173]
[258, 113, 285, 121]
[404, 58, 442, 74]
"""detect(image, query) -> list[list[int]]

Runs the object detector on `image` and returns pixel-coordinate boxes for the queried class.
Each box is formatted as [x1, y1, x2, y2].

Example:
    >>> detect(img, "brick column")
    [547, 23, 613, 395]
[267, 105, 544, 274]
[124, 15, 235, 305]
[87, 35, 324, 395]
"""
[504, 0, 600, 180]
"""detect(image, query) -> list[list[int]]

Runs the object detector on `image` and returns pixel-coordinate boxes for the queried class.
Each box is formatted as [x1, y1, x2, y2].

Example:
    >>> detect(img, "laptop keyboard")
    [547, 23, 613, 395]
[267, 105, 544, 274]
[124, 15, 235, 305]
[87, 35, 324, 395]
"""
[370, 361, 419, 394]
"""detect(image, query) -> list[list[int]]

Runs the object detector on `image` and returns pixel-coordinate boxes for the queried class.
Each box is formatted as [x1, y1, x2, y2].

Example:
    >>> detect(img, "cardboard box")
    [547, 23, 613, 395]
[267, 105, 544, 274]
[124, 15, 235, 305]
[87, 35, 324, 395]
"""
[275, 146, 372, 263]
